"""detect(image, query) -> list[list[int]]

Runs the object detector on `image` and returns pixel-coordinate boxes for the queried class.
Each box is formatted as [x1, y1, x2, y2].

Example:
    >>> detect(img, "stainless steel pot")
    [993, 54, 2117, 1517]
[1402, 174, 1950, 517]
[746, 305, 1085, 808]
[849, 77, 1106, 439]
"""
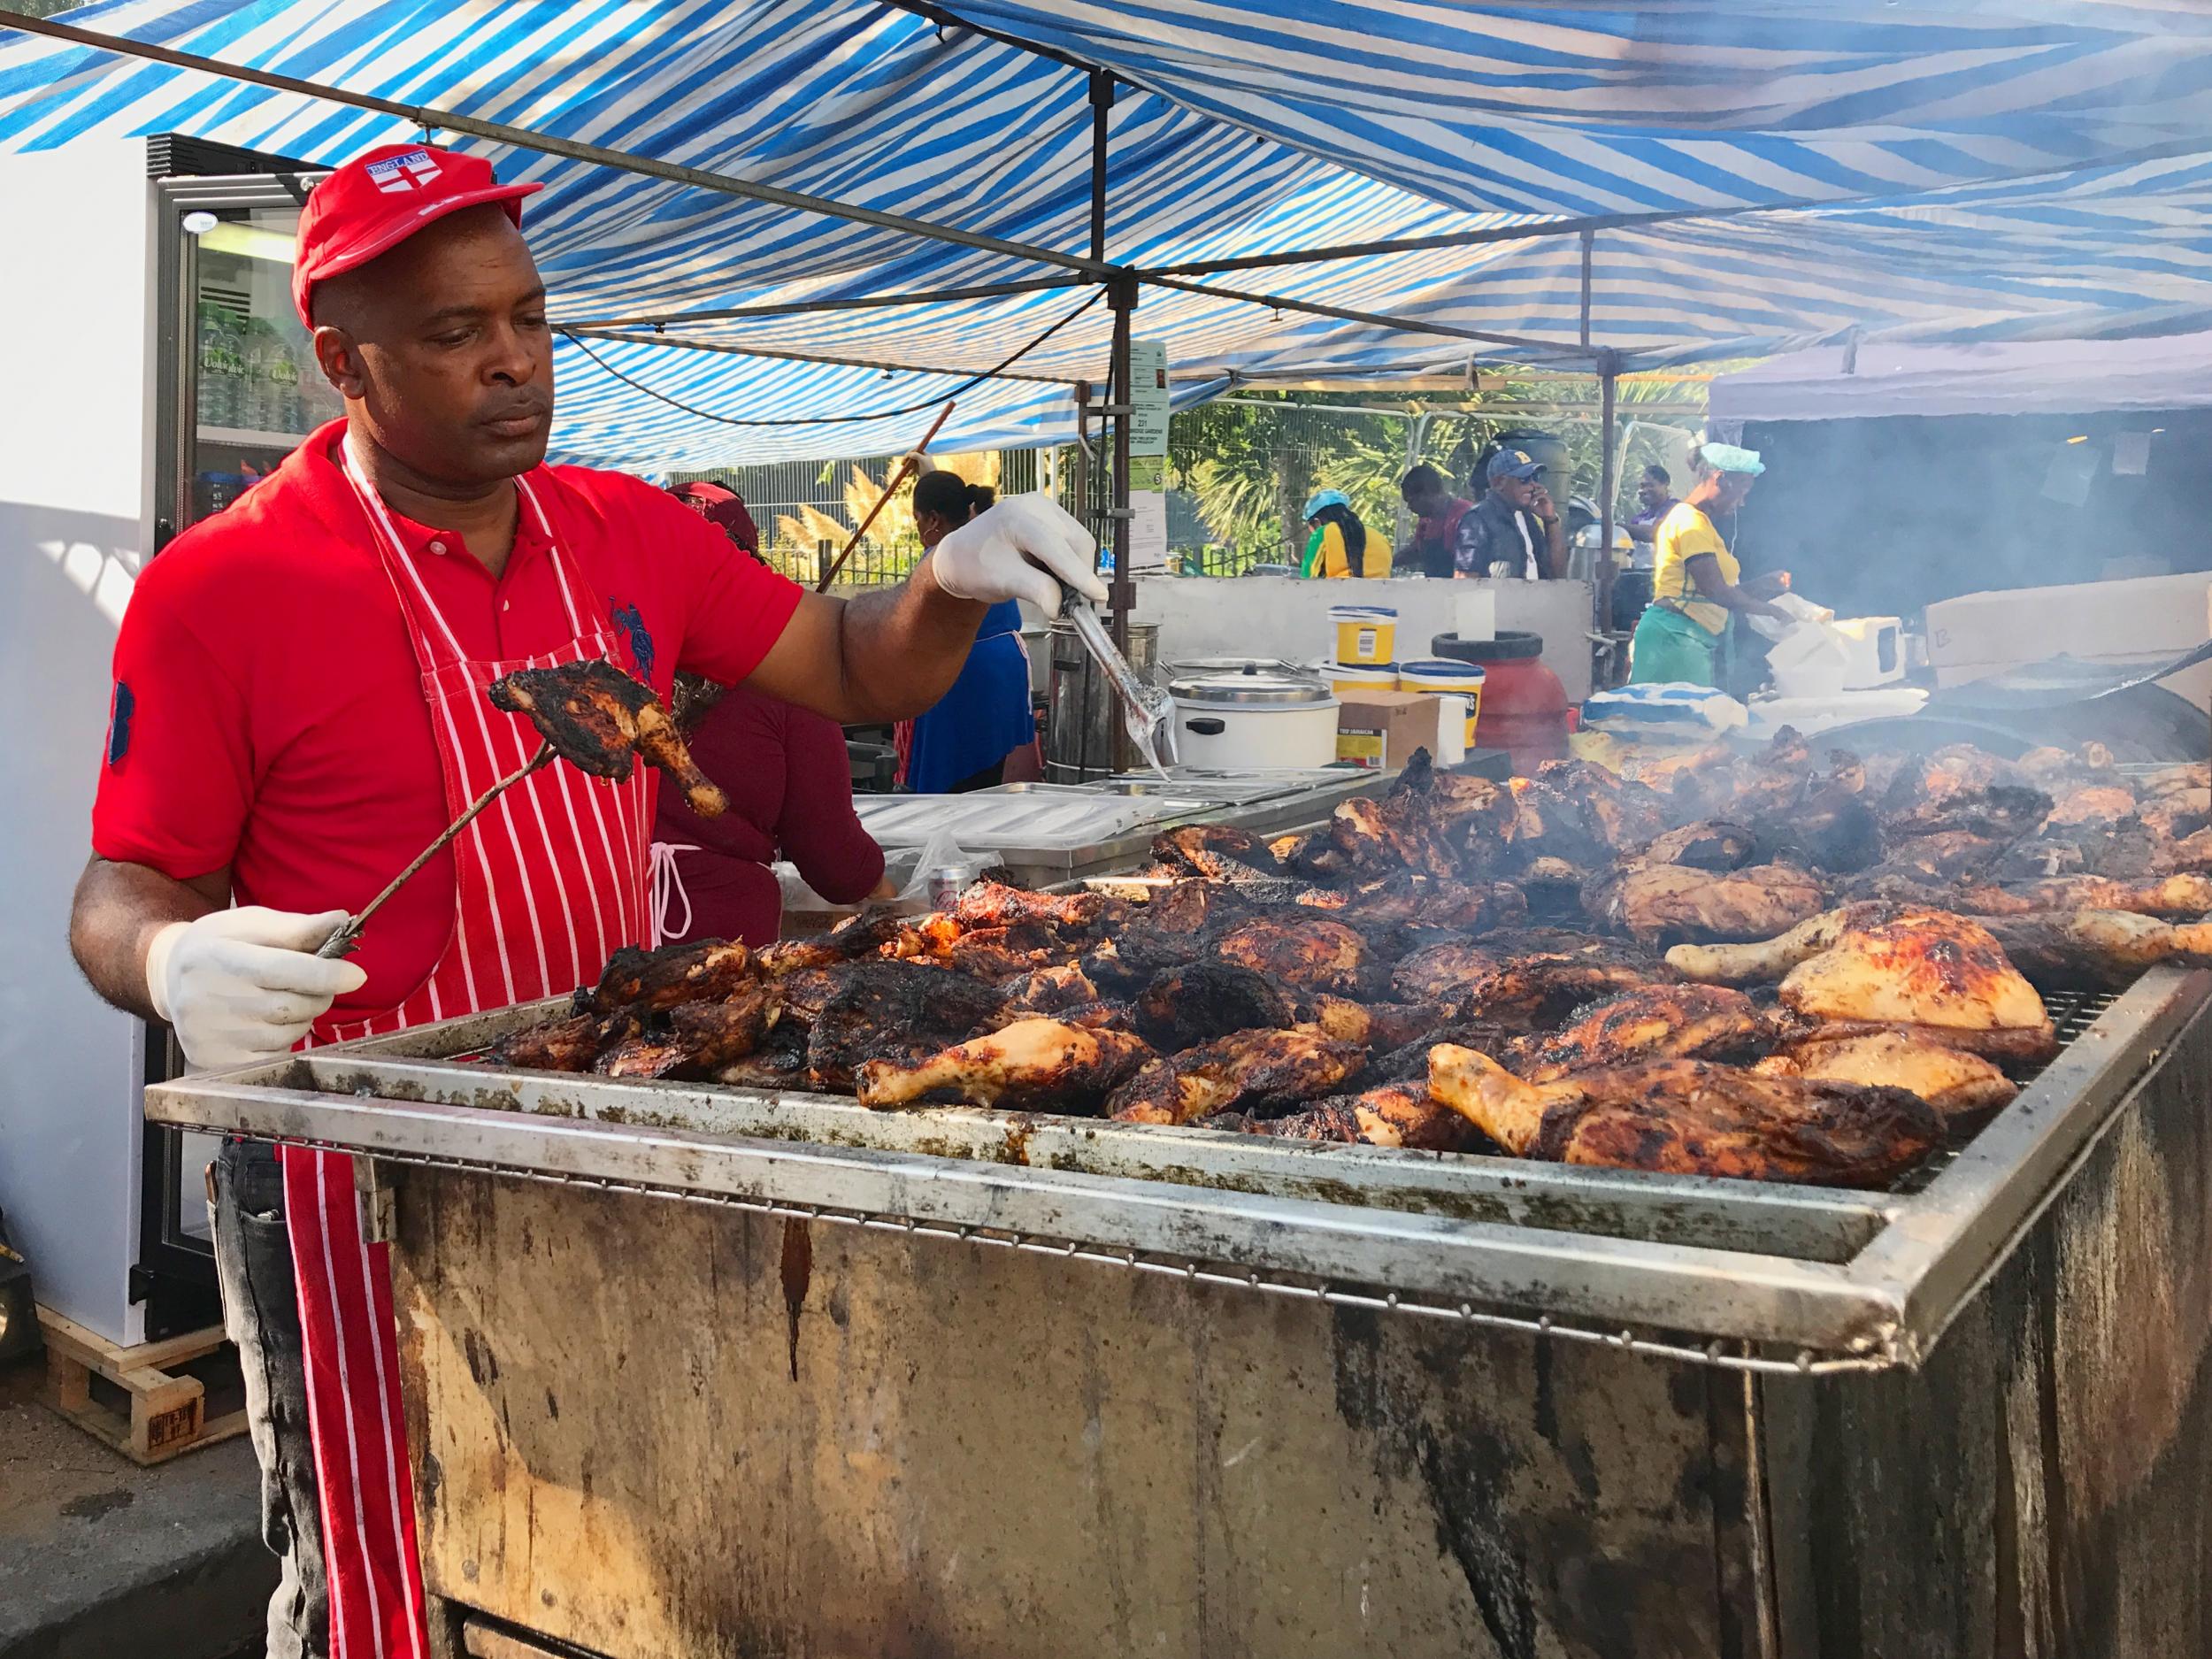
[1046, 619, 1160, 783]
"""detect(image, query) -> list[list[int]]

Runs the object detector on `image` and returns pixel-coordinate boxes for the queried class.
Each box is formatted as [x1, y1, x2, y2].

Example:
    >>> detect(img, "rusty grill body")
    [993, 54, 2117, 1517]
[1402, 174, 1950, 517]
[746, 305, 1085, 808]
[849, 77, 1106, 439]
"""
[146, 961, 2212, 1658]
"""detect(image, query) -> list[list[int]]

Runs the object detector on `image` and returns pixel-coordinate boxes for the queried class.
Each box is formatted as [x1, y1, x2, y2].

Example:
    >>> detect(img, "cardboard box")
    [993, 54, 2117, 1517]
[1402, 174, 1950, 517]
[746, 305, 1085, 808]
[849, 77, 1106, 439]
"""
[1337, 691, 1443, 771]
[1925, 573, 2212, 710]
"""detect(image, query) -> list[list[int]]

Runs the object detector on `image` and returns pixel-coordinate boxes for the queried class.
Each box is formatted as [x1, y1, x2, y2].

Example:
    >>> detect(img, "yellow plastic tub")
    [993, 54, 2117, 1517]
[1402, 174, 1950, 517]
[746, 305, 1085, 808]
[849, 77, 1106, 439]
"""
[1396, 658, 1486, 752]
[1323, 660, 1400, 700]
[1329, 605, 1398, 665]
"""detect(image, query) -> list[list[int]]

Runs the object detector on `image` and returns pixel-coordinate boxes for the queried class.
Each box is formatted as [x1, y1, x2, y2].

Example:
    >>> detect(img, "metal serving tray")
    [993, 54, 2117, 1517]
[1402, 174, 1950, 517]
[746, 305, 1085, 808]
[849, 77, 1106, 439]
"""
[851, 771, 1375, 887]
[145, 969, 2208, 1375]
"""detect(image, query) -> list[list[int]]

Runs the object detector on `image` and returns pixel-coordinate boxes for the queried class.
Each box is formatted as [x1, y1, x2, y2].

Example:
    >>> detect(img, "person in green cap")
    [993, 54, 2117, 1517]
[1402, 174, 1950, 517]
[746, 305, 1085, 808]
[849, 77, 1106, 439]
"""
[1629, 442, 1792, 686]
[1300, 488, 1391, 578]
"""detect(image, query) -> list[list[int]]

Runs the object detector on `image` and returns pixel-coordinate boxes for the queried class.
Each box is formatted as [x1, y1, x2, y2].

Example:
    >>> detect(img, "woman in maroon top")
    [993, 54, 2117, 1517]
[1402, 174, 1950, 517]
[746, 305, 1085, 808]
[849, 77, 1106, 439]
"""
[650, 680, 885, 946]
[650, 483, 884, 944]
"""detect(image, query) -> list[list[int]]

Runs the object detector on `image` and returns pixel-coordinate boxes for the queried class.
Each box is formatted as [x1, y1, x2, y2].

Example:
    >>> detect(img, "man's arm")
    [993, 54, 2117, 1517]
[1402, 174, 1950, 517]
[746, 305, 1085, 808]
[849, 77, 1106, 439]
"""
[689, 493, 1095, 723]
[72, 856, 365, 1064]
[1540, 513, 1569, 580]
[743, 553, 989, 724]
[1449, 511, 1489, 577]
[71, 857, 227, 1019]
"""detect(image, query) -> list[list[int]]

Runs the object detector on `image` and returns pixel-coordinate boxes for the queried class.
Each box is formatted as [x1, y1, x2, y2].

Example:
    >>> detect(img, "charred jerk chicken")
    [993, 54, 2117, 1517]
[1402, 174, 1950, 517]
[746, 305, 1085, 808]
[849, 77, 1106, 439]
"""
[472, 733, 2208, 1188]
[488, 658, 728, 817]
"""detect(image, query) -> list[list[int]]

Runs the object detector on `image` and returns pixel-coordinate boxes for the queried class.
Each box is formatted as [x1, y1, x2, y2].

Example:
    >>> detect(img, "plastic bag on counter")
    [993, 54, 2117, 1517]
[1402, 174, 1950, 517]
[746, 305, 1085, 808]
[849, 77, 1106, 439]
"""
[882, 831, 999, 910]
[1582, 683, 1748, 732]
[773, 861, 835, 915]
[1744, 591, 1835, 642]
[1763, 621, 1852, 699]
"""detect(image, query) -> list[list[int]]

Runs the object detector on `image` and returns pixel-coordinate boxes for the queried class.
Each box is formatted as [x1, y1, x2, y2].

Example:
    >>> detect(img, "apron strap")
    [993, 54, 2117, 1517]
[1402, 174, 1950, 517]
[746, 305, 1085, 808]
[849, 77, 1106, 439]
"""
[515, 474, 589, 638]
[338, 440, 603, 667]
[336, 436, 472, 665]
[649, 841, 702, 949]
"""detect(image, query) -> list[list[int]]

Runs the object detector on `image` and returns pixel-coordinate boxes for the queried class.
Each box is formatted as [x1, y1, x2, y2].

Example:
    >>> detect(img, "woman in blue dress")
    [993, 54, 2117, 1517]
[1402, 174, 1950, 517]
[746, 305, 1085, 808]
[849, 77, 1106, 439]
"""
[895, 469, 1040, 792]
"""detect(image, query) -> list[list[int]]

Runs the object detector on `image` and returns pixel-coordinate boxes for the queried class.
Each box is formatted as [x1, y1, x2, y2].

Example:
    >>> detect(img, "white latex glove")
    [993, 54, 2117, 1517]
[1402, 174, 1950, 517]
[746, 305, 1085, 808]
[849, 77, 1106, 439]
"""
[929, 490, 1106, 614]
[145, 907, 367, 1071]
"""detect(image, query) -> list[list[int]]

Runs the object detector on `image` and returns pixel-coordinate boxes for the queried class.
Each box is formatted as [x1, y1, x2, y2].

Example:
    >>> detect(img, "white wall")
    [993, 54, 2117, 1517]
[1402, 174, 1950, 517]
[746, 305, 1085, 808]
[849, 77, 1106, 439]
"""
[1129, 575, 1595, 702]
[0, 142, 157, 1343]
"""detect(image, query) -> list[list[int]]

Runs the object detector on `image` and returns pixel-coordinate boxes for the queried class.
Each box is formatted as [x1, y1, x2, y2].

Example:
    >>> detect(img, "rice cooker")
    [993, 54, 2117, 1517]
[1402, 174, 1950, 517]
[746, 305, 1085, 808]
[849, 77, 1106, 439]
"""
[1166, 663, 1340, 771]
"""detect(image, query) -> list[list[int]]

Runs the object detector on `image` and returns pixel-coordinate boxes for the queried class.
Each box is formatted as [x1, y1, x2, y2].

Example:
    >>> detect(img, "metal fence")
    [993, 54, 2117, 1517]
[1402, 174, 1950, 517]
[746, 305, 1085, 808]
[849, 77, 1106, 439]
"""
[1154, 397, 1702, 577]
[672, 396, 1701, 588]
[672, 450, 1046, 589]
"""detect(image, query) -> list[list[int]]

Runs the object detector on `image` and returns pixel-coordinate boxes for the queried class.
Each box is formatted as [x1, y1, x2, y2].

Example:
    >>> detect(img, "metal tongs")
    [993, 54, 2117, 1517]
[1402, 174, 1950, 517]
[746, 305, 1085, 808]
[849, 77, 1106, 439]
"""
[1059, 582, 1176, 780]
[316, 742, 556, 959]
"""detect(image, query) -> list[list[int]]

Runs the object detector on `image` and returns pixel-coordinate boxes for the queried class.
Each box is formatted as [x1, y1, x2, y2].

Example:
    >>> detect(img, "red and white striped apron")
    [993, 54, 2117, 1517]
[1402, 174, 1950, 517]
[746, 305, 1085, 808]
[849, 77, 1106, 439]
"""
[283, 443, 651, 1658]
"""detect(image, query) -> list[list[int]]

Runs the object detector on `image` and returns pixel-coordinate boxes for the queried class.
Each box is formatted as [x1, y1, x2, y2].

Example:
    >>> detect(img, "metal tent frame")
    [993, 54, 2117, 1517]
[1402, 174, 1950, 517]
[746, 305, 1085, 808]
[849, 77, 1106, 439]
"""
[6, 4, 2182, 644]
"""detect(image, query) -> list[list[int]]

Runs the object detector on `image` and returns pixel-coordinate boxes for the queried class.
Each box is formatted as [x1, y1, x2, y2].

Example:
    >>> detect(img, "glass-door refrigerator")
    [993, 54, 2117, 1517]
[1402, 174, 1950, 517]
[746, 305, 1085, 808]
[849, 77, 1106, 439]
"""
[138, 156, 333, 1336]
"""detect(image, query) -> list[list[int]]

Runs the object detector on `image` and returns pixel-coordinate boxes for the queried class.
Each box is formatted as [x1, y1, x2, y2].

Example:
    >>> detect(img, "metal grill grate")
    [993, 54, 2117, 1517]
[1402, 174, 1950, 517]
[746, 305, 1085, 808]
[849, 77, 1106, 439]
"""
[1885, 987, 2117, 1197]
[157, 960, 2192, 1377]
[2048, 988, 2120, 1045]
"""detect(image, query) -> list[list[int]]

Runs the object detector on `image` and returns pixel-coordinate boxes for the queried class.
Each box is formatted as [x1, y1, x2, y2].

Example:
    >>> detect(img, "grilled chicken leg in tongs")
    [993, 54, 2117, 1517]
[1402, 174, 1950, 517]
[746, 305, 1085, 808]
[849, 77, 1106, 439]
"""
[319, 660, 725, 958]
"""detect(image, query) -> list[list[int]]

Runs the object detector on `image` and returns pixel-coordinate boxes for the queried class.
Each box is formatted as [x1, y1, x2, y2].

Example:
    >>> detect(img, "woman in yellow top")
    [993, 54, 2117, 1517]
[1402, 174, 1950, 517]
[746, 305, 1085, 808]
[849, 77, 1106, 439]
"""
[1628, 444, 1791, 685]
[1300, 488, 1391, 578]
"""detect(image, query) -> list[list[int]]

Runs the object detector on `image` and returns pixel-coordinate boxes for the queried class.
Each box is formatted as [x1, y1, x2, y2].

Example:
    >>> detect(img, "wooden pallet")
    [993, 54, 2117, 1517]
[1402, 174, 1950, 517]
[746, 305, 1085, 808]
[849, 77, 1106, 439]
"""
[37, 1306, 248, 1466]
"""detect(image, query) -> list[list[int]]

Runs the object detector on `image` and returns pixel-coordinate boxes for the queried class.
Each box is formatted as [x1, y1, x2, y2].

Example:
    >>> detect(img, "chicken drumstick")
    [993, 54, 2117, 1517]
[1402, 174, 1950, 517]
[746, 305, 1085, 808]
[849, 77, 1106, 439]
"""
[488, 658, 728, 817]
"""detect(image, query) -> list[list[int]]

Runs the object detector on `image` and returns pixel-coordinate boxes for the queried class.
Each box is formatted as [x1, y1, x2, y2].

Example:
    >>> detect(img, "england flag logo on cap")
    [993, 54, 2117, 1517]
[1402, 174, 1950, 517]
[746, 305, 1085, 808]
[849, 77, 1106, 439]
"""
[365, 149, 442, 194]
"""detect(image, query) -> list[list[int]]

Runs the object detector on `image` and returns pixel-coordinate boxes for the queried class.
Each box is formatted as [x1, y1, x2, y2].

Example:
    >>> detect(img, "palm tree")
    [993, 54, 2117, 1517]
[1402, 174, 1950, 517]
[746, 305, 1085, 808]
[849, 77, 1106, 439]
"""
[769, 451, 1003, 586]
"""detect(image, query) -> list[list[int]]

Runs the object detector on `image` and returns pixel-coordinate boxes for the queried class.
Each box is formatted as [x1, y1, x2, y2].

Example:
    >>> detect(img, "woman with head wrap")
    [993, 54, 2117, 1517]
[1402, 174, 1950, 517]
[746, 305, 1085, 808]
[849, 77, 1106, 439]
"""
[668, 480, 761, 554]
[1629, 443, 1793, 687]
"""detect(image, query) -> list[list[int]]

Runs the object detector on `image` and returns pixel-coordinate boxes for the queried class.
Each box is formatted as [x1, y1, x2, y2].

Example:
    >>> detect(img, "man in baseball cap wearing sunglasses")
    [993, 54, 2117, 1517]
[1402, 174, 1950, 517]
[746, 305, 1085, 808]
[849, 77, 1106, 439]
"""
[69, 142, 1102, 1659]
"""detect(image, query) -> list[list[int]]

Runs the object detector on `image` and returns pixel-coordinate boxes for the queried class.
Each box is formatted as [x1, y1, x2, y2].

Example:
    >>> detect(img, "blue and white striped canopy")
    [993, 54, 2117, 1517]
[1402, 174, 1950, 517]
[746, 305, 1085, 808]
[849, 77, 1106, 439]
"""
[5, 0, 2212, 467]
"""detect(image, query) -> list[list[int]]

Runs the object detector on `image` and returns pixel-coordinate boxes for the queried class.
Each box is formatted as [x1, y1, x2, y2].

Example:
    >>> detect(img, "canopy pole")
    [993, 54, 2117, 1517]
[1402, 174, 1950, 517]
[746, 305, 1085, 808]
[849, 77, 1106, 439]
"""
[1071, 379, 1094, 546]
[1068, 376, 1096, 780]
[1578, 230, 1594, 349]
[1596, 347, 1619, 658]
[1108, 278, 1136, 660]
[1089, 71, 1115, 265]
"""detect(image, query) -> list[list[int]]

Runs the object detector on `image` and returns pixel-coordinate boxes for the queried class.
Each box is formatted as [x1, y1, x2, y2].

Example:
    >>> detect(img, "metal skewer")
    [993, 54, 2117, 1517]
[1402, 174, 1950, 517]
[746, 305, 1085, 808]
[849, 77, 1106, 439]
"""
[318, 742, 557, 960]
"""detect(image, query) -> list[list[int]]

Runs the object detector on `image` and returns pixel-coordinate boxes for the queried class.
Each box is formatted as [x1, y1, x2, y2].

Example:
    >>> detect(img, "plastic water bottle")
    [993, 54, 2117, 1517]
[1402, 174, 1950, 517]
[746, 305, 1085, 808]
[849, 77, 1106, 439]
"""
[196, 308, 227, 426]
[211, 313, 245, 427]
[266, 344, 300, 433]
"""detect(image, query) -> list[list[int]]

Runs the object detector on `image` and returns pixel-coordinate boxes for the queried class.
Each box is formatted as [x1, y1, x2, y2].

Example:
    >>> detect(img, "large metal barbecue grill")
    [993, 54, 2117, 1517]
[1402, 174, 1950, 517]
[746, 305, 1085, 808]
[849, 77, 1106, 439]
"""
[145, 967, 2200, 1374]
[149, 733, 2212, 1657]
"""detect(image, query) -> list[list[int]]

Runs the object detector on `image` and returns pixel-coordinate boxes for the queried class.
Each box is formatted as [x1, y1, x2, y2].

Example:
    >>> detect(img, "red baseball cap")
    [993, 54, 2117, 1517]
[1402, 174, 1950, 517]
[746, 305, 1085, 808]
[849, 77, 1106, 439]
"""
[293, 142, 541, 326]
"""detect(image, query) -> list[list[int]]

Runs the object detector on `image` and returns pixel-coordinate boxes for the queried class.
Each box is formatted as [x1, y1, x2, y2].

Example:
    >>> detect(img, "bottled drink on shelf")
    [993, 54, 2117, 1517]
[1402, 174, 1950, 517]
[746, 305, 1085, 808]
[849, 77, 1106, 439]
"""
[196, 303, 232, 427]
[209, 309, 245, 428]
[267, 343, 301, 434]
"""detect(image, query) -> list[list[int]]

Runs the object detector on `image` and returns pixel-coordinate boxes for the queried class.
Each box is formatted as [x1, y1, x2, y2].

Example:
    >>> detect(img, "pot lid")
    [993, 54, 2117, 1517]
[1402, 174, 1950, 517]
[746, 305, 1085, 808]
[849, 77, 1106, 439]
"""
[1168, 662, 1333, 705]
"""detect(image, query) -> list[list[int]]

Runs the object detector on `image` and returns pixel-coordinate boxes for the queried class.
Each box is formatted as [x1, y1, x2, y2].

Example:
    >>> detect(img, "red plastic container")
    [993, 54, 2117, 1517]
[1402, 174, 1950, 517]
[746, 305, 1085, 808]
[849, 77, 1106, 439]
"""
[1432, 630, 1571, 772]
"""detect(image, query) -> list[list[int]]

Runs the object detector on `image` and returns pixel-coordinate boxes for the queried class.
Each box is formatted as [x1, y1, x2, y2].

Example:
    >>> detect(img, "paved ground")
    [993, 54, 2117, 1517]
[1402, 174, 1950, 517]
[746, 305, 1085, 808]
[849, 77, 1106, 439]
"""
[0, 1349, 274, 1659]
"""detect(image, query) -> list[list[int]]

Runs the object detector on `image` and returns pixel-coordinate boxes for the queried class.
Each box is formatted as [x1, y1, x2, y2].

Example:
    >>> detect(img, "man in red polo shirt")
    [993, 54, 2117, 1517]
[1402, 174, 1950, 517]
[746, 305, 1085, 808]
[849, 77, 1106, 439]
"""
[66, 143, 1101, 1659]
